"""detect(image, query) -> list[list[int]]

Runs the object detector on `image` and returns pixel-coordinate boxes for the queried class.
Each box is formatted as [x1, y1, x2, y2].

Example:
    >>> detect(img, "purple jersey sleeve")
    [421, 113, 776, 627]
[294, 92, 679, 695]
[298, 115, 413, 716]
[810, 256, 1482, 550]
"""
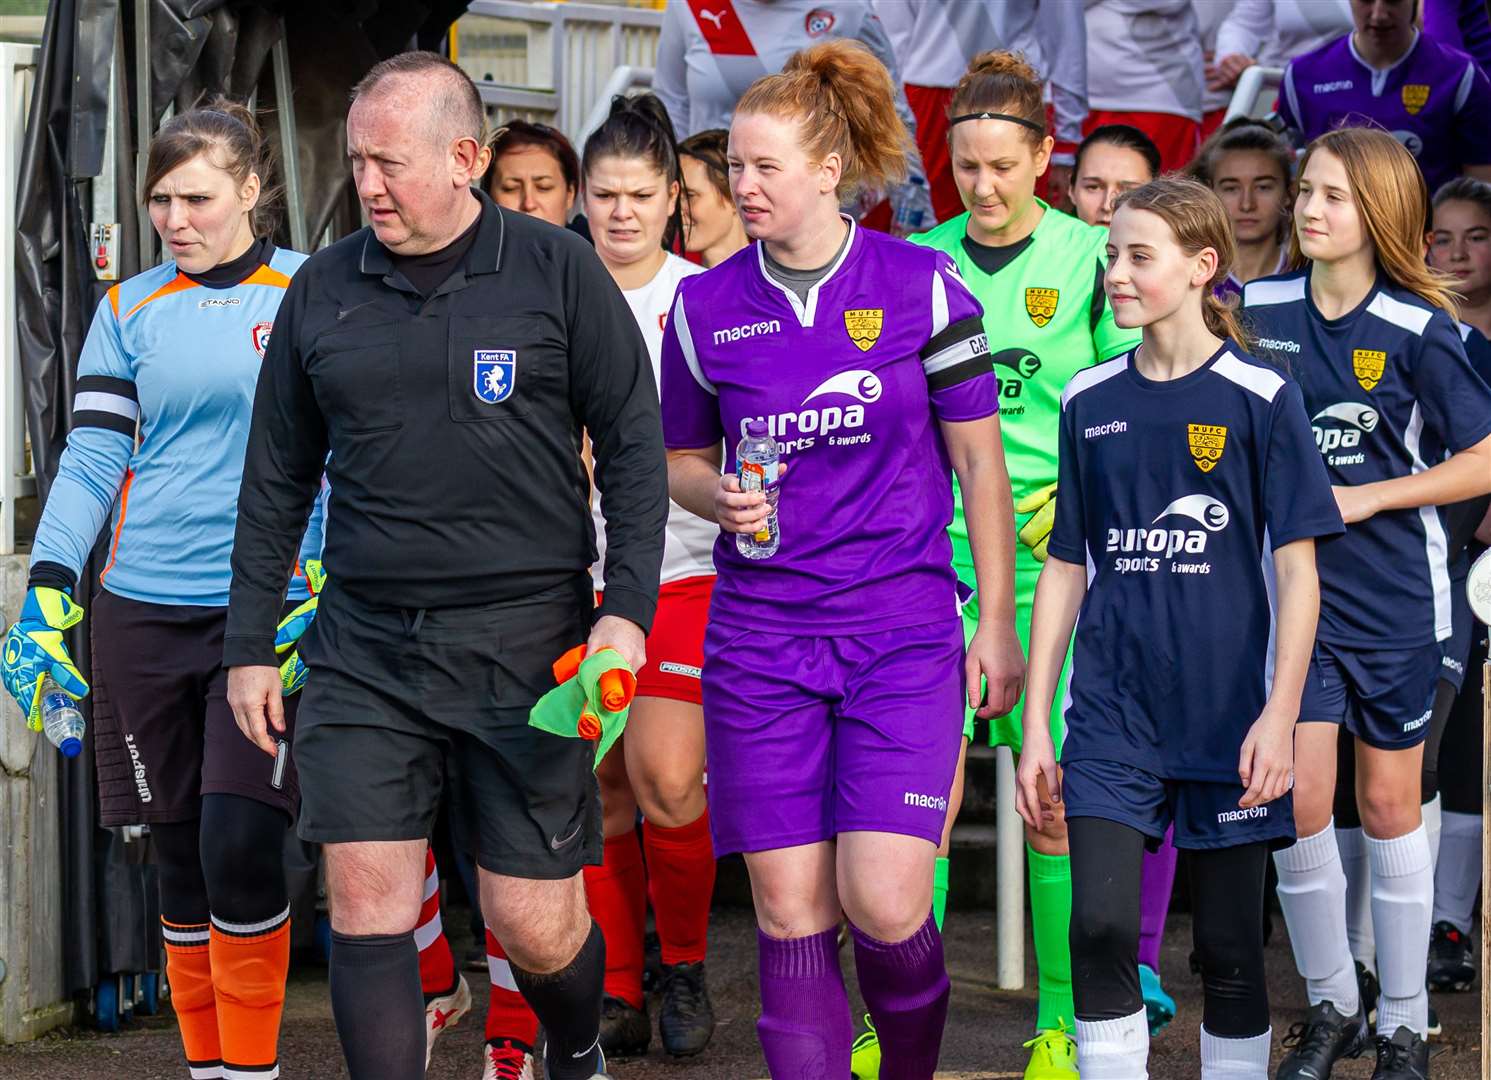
[1452, 58, 1491, 166]
[660, 288, 725, 450]
[1416, 313, 1491, 454]
[1046, 399, 1087, 566]
[923, 255, 997, 423]
[1277, 61, 1303, 133]
[1263, 381, 1345, 549]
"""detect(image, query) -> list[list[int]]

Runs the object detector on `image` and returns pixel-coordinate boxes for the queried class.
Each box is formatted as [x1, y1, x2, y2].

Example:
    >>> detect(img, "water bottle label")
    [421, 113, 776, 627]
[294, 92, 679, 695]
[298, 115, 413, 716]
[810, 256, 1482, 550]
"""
[739, 461, 777, 543]
[42, 692, 72, 713]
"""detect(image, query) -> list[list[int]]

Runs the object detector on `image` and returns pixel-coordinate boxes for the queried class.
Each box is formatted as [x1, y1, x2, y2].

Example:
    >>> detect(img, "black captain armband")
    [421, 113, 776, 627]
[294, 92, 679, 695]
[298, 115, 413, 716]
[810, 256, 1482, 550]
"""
[921, 316, 991, 392]
[72, 375, 140, 438]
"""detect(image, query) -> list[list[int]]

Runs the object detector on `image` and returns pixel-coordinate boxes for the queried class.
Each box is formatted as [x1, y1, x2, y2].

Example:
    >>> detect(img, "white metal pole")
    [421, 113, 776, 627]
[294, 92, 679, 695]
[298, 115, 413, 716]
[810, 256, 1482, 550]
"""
[995, 745, 1026, 989]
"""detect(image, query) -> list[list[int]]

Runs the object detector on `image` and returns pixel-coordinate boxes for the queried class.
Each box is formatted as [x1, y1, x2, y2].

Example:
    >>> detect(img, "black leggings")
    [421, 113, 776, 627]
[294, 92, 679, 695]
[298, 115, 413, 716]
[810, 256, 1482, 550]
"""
[1440, 627, 1488, 816]
[1069, 816, 1271, 1038]
[151, 793, 291, 926]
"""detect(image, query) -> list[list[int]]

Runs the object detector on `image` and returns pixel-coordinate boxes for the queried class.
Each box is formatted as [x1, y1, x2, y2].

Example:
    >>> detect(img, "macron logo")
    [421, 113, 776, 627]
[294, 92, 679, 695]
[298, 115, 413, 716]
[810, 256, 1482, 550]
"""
[1313, 80, 1353, 93]
[1084, 419, 1127, 440]
[1256, 337, 1300, 354]
[714, 319, 781, 345]
[904, 791, 948, 812]
[1217, 806, 1268, 824]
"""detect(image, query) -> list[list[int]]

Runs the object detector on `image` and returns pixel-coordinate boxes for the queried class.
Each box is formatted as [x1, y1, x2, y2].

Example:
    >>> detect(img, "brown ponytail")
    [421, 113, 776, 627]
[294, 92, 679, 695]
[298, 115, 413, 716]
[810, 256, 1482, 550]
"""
[734, 39, 909, 199]
[1114, 176, 1250, 348]
[948, 51, 1047, 145]
[142, 95, 280, 237]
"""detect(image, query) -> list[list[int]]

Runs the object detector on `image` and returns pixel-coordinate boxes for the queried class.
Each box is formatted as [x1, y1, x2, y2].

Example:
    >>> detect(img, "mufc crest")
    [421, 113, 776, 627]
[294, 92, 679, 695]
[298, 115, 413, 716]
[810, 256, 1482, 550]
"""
[1352, 348, 1386, 391]
[844, 309, 883, 352]
[1025, 287, 1059, 328]
[1401, 84, 1430, 115]
[251, 321, 273, 359]
[1187, 423, 1227, 473]
[473, 349, 516, 403]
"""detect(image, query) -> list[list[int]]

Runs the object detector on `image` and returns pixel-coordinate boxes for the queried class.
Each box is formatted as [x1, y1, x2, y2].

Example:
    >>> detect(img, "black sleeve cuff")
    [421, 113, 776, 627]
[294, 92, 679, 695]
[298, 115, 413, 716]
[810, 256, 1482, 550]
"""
[28, 561, 78, 594]
[595, 586, 657, 637]
[222, 634, 279, 669]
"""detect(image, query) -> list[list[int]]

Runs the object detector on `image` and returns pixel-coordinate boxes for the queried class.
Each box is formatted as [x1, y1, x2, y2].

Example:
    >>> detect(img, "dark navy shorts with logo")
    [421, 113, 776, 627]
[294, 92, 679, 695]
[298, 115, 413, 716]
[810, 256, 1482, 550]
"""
[294, 577, 601, 880]
[1300, 640, 1442, 750]
[1440, 575, 1473, 694]
[1062, 758, 1296, 851]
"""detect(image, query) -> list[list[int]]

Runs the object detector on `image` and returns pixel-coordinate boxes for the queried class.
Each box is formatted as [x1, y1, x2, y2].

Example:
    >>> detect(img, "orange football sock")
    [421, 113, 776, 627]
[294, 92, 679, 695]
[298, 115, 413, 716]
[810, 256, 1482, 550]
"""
[583, 832, 647, 1008]
[162, 919, 222, 1075]
[209, 907, 290, 1079]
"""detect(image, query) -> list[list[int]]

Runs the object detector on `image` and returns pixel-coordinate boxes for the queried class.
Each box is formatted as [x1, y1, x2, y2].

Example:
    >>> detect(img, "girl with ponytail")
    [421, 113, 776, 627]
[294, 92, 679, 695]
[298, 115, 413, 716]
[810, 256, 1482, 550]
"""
[661, 38, 1022, 1079]
[577, 92, 721, 1060]
[905, 48, 1143, 1079]
[1244, 127, 1491, 1079]
[1019, 174, 1342, 1080]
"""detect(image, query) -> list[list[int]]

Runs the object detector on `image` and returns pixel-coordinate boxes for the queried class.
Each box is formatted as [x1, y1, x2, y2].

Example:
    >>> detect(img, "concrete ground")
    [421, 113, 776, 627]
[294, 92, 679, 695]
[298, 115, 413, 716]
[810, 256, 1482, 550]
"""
[0, 907, 1481, 1079]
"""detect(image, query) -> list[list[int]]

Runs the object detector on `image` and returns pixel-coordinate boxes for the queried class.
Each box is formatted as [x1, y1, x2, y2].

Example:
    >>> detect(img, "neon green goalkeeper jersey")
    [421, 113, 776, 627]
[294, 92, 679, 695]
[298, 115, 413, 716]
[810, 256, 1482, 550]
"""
[910, 203, 1139, 577]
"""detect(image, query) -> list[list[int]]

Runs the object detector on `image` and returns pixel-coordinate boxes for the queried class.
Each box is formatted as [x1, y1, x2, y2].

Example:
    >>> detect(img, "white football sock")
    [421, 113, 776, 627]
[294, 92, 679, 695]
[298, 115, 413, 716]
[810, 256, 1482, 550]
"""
[1076, 1008, 1149, 1079]
[1275, 822, 1360, 1015]
[1422, 792, 1442, 870]
[1432, 811, 1482, 933]
[1336, 824, 1375, 973]
[1367, 825, 1432, 1037]
[1200, 1026, 1271, 1078]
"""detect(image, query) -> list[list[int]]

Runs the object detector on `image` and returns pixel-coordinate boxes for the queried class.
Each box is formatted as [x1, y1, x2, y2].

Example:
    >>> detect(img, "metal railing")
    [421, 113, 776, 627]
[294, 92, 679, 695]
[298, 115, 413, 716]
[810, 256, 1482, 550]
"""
[457, 0, 663, 141]
[0, 43, 40, 556]
[1225, 65, 1286, 124]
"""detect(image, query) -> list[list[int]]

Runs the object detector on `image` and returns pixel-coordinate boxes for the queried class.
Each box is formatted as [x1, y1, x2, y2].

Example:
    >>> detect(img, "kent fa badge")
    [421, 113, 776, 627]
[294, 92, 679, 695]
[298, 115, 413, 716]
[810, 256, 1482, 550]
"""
[1352, 348, 1386, 391]
[844, 309, 883, 352]
[251, 322, 273, 359]
[474, 349, 516, 403]
[1187, 423, 1227, 472]
[1025, 287, 1059, 328]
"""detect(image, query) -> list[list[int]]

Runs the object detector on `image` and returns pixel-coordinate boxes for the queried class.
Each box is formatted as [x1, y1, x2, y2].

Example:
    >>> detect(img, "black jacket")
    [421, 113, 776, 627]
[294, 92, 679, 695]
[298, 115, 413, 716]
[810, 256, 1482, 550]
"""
[224, 193, 667, 667]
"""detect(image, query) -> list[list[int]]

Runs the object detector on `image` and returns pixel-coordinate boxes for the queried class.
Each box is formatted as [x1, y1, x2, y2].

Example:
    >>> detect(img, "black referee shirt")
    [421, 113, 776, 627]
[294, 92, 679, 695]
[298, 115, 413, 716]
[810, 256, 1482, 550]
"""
[224, 192, 668, 668]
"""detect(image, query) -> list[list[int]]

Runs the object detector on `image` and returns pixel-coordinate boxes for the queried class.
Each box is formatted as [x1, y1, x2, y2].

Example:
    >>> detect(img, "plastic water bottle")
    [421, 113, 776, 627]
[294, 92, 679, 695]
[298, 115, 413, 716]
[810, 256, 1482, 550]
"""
[40, 676, 85, 758]
[893, 175, 928, 234]
[736, 420, 780, 559]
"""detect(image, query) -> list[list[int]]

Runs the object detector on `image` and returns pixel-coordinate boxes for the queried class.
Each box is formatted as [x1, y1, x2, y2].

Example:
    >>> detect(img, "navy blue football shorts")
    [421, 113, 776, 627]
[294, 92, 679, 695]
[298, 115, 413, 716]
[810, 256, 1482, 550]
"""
[1062, 758, 1295, 851]
[1300, 640, 1442, 750]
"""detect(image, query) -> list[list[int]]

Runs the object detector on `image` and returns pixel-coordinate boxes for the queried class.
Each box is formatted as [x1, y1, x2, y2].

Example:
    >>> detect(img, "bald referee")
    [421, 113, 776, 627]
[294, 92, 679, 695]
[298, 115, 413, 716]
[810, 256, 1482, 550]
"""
[223, 53, 666, 1080]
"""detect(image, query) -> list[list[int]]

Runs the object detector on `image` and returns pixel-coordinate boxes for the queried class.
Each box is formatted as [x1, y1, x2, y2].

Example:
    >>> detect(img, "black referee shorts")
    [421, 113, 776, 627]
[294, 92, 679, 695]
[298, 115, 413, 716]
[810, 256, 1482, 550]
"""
[293, 577, 601, 880]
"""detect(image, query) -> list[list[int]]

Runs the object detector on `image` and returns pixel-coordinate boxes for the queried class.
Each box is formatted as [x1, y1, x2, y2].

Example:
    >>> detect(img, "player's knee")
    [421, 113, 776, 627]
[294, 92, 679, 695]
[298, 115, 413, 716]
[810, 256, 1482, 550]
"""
[199, 794, 289, 923]
[633, 770, 704, 828]
[844, 891, 931, 944]
[1357, 778, 1419, 838]
[1024, 812, 1069, 854]
[487, 873, 589, 974]
[1069, 890, 1132, 970]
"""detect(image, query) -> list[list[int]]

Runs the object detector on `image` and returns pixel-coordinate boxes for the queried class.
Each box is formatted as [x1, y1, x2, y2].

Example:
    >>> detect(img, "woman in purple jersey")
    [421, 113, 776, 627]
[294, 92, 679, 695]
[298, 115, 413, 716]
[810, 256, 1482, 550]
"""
[1191, 119, 1294, 303]
[662, 40, 1023, 1079]
[1248, 128, 1491, 1080]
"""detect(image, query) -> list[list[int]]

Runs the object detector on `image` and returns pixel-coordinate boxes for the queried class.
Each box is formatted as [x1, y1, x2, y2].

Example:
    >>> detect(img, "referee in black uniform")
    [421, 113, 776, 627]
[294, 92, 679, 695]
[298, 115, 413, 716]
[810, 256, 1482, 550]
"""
[224, 53, 666, 1080]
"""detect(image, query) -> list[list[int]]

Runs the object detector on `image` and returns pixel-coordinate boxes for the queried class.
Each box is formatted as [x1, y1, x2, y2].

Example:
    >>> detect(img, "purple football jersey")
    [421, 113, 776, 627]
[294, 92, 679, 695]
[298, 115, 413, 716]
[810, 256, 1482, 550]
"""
[1280, 31, 1491, 193]
[660, 220, 995, 635]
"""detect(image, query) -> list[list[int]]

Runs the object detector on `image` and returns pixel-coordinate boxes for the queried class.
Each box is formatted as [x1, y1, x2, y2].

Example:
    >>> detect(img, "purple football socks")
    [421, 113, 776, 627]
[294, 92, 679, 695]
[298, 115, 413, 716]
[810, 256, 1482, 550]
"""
[756, 927, 852, 1079]
[850, 913, 949, 1079]
[1139, 828, 1178, 971]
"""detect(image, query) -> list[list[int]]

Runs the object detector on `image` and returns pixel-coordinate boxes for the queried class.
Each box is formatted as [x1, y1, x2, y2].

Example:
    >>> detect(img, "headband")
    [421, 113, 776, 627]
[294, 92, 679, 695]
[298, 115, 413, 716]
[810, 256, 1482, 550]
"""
[949, 111, 1045, 134]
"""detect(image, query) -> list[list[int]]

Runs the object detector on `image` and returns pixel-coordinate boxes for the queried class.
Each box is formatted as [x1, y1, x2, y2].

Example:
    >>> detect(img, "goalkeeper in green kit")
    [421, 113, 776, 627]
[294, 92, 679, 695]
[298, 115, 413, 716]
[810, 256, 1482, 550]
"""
[865, 51, 1138, 1080]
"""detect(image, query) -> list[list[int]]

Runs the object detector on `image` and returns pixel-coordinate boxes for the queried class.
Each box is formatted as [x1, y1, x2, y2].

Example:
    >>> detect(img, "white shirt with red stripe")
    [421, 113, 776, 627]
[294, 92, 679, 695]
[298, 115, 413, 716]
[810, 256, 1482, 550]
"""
[873, 0, 1089, 152]
[592, 253, 716, 589]
[1083, 0, 1204, 120]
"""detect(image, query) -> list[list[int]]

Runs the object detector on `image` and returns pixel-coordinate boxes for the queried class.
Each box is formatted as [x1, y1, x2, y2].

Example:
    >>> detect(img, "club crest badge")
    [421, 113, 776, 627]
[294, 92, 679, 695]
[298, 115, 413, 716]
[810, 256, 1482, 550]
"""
[805, 8, 835, 36]
[251, 322, 273, 359]
[844, 309, 883, 352]
[1401, 84, 1430, 115]
[474, 349, 516, 403]
[1025, 287, 1059, 328]
[1187, 423, 1227, 473]
[1352, 348, 1386, 391]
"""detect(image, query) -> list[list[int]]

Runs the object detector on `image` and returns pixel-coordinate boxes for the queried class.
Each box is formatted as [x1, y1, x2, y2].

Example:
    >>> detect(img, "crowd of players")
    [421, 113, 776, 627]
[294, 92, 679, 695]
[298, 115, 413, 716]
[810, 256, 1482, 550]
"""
[3, 1, 1491, 1079]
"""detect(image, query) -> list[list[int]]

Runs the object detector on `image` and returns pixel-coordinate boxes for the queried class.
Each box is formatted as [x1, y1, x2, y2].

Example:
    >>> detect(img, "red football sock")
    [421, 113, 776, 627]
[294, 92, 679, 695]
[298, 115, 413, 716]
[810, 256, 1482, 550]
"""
[643, 809, 716, 965]
[583, 832, 647, 1007]
[416, 847, 455, 1000]
[483, 926, 540, 1048]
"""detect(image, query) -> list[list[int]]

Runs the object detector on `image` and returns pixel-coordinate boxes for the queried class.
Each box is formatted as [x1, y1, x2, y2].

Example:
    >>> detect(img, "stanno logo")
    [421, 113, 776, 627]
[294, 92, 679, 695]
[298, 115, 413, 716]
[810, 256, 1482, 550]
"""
[1084, 419, 1128, 440]
[1217, 806, 1269, 824]
[904, 791, 949, 812]
[714, 319, 781, 345]
[124, 733, 153, 803]
[1313, 80, 1353, 93]
[1256, 337, 1300, 354]
[198, 297, 241, 309]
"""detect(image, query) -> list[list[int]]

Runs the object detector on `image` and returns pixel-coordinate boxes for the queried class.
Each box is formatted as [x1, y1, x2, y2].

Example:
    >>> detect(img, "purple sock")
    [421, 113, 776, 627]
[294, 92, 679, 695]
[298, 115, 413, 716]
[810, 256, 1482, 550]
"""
[850, 913, 949, 1080]
[756, 927, 851, 1079]
[1138, 827, 1178, 971]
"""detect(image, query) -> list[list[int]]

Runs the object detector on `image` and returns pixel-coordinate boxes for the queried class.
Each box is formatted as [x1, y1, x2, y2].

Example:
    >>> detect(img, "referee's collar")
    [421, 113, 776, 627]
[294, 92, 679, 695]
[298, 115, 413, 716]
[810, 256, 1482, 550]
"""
[358, 190, 507, 278]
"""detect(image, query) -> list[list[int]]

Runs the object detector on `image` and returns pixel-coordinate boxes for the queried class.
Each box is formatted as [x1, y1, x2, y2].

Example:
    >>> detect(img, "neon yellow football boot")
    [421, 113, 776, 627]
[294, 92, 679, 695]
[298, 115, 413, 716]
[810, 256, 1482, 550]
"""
[850, 1013, 881, 1079]
[1023, 1019, 1080, 1078]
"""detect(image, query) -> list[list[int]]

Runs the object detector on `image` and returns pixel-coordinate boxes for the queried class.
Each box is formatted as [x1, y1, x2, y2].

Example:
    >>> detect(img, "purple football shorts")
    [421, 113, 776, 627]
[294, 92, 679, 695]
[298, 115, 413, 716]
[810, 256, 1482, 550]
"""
[701, 618, 966, 855]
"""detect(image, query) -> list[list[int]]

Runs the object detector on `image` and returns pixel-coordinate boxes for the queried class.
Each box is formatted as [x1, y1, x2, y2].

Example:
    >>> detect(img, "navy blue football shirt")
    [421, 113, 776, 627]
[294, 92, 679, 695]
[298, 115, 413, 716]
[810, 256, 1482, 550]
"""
[1244, 269, 1491, 647]
[1048, 345, 1343, 782]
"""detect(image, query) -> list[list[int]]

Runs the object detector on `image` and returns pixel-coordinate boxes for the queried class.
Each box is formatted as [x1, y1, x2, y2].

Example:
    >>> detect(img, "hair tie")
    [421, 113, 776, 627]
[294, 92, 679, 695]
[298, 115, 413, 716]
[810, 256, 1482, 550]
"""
[949, 111, 1044, 134]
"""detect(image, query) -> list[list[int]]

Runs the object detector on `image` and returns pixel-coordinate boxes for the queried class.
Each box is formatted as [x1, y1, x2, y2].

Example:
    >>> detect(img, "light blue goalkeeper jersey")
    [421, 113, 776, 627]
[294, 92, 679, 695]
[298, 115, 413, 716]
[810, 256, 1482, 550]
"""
[31, 245, 322, 606]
